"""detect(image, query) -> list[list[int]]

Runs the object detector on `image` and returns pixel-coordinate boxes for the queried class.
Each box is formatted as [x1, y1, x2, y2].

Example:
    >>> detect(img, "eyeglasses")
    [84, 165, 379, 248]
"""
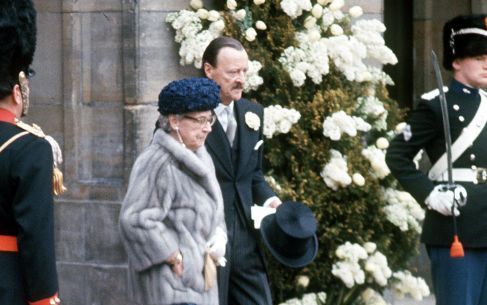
[182, 114, 217, 127]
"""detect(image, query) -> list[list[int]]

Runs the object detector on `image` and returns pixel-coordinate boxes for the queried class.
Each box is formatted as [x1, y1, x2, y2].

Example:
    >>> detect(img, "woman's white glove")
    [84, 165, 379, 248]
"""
[425, 184, 467, 216]
[206, 226, 227, 266]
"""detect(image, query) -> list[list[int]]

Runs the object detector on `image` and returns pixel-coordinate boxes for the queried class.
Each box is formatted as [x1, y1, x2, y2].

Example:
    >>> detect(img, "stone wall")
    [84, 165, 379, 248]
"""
[27, 0, 482, 304]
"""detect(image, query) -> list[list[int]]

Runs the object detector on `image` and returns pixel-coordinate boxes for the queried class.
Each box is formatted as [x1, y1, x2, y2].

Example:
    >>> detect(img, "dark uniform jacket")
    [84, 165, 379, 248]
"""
[0, 108, 58, 305]
[386, 79, 487, 247]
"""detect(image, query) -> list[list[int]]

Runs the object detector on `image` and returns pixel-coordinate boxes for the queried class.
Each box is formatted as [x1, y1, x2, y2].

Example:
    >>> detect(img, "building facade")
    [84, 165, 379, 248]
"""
[28, 1, 485, 304]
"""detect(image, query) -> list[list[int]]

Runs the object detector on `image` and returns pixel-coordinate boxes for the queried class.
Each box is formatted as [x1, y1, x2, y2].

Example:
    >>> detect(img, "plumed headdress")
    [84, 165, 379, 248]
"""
[0, 0, 36, 99]
[443, 14, 487, 70]
[158, 78, 220, 115]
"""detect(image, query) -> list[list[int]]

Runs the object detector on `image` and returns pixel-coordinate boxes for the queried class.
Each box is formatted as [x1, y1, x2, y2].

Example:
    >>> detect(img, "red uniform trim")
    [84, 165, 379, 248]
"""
[0, 108, 16, 124]
[28, 293, 60, 305]
[0, 235, 18, 252]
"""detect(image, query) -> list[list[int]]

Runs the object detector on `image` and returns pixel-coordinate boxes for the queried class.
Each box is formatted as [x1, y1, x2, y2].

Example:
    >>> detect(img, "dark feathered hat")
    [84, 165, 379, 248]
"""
[443, 14, 487, 70]
[260, 201, 318, 268]
[0, 0, 37, 99]
[158, 78, 220, 115]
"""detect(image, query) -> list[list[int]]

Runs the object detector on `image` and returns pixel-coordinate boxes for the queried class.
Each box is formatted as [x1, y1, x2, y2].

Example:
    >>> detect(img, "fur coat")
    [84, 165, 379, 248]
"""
[119, 129, 225, 305]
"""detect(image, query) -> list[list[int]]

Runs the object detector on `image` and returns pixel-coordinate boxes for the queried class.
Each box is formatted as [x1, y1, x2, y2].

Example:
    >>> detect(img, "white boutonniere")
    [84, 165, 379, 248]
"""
[245, 112, 260, 131]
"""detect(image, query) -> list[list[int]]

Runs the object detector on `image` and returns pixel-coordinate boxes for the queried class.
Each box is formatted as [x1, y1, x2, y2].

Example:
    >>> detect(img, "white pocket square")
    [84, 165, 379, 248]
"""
[253, 140, 264, 150]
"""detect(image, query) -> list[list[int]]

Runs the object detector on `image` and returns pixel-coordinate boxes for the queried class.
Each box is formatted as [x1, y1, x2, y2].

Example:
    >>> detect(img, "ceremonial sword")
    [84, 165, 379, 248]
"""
[431, 50, 464, 257]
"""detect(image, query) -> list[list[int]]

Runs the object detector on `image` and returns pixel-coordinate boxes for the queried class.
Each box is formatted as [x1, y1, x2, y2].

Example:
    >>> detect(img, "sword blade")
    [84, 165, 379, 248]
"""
[431, 50, 453, 186]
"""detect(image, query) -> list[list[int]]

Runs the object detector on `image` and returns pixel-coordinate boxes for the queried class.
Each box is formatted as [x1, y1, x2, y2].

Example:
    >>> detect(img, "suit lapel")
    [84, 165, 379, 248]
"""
[235, 100, 257, 178]
[206, 119, 234, 177]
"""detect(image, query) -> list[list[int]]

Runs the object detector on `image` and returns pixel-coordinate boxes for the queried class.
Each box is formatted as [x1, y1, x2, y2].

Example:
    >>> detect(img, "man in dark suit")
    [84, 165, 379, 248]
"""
[386, 14, 487, 305]
[202, 37, 281, 305]
[0, 1, 60, 304]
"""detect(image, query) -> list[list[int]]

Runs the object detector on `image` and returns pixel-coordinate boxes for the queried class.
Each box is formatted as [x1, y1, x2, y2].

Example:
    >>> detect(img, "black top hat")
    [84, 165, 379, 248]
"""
[260, 201, 318, 268]
[158, 77, 220, 115]
[443, 14, 487, 70]
[0, 0, 37, 99]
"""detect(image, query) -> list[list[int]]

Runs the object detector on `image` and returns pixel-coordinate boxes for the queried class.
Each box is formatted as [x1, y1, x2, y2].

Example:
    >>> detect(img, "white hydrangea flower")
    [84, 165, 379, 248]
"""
[352, 20, 398, 65]
[355, 95, 388, 130]
[263, 105, 301, 138]
[190, 0, 203, 10]
[330, 24, 343, 36]
[233, 9, 247, 21]
[329, 0, 345, 11]
[280, 0, 312, 19]
[296, 275, 310, 288]
[256, 20, 267, 30]
[361, 288, 389, 305]
[335, 241, 368, 262]
[196, 8, 209, 19]
[325, 35, 369, 82]
[332, 260, 365, 288]
[364, 251, 392, 286]
[349, 6, 363, 18]
[376, 137, 389, 149]
[304, 16, 317, 29]
[322, 111, 371, 141]
[392, 271, 430, 301]
[244, 60, 264, 92]
[382, 188, 425, 233]
[363, 242, 377, 254]
[311, 4, 323, 18]
[362, 146, 390, 179]
[352, 173, 365, 186]
[321, 8, 335, 28]
[245, 27, 258, 41]
[254, 0, 266, 4]
[321, 150, 352, 190]
[279, 32, 329, 87]
[207, 10, 221, 22]
[227, 0, 238, 10]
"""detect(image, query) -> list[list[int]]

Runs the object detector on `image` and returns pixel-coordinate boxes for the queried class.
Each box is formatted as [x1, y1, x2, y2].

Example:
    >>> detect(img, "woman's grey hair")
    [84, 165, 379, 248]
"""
[158, 115, 172, 132]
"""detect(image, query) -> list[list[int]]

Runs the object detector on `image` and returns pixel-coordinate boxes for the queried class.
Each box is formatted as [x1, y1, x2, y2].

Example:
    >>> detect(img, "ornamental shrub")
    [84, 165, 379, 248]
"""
[167, 1, 429, 304]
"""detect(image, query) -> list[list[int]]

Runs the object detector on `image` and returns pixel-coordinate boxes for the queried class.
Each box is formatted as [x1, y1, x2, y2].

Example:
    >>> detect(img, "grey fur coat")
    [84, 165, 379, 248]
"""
[119, 129, 225, 305]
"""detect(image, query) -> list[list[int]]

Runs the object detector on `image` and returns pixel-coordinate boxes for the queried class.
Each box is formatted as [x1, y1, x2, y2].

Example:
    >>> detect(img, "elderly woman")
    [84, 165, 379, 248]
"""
[119, 77, 227, 305]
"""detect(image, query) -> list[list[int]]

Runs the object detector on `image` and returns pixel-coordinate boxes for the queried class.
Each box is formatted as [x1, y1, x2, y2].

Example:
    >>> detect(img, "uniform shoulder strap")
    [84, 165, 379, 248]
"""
[15, 119, 46, 138]
[0, 131, 29, 153]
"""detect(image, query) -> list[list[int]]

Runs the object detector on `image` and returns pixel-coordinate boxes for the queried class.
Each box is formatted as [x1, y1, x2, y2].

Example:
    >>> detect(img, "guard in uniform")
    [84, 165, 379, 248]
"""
[0, 1, 65, 305]
[386, 15, 487, 305]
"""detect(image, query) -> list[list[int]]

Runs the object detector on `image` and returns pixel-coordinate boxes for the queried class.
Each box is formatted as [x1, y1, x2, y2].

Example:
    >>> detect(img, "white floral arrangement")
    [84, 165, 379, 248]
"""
[245, 111, 261, 131]
[355, 96, 388, 131]
[382, 188, 425, 233]
[244, 60, 265, 92]
[360, 288, 390, 305]
[391, 270, 430, 301]
[320, 149, 352, 190]
[263, 105, 301, 139]
[361, 145, 390, 179]
[278, 292, 327, 305]
[322, 111, 371, 141]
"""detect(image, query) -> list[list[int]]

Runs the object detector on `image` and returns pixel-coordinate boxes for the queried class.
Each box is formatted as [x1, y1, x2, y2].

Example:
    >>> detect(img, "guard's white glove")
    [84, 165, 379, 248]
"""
[206, 226, 227, 266]
[425, 184, 467, 216]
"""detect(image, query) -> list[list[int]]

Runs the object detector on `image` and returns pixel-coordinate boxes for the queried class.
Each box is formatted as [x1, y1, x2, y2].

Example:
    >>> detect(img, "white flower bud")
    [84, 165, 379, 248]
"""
[190, 0, 203, 10]
[311, 4, 323, 18]
[349, 6, 363, 18]
[376, 137, 389, 149]
[245, 27, 257, 41]
[210, 19, 226, 33]
[234, 9, 246, 21]
[254, 0, 266, 5]
[304, 16, 317, 29]
[227, 0, 238, 10]
[197, 8, 209, 19]
[308, 28, 321, 42]
[329, 0, 344, 11]
[296, 275, 310, 288]
[255, 20, 267, 30]
[330, 23, 343, 36]
[352, 173, 365, 186]
[207, 10, 221, 22]
[363, 242, 377, 253]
